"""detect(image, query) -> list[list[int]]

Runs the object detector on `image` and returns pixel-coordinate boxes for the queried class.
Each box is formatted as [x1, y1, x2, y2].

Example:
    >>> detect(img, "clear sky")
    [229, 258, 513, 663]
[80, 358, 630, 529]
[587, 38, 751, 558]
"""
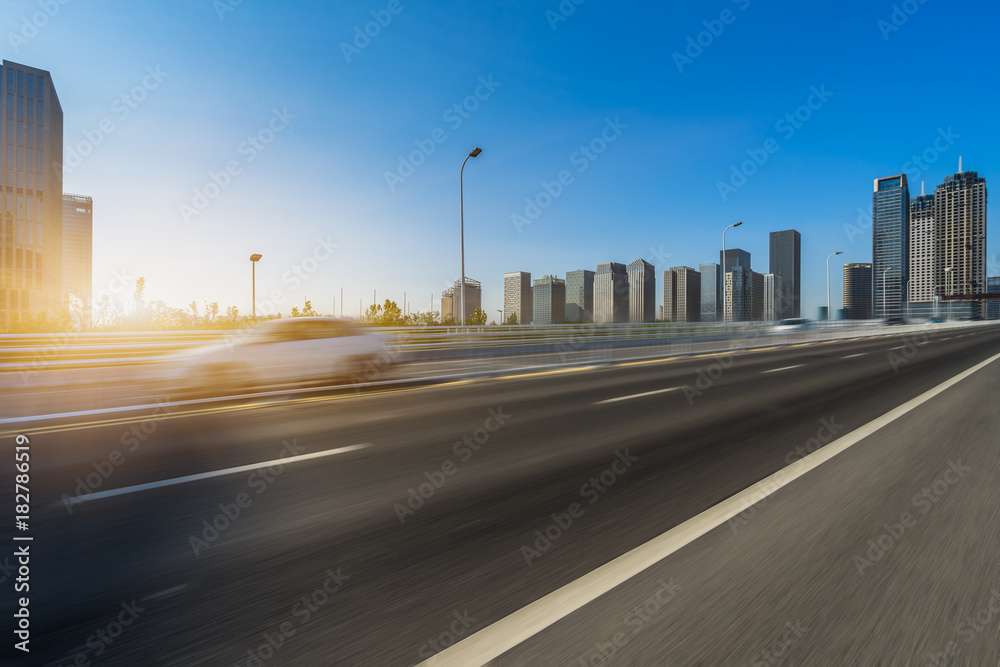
[8, 0, 998, 319]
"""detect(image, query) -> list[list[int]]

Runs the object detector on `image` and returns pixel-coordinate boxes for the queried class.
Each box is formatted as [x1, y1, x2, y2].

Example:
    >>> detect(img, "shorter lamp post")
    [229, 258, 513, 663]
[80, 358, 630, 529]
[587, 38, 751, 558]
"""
[250, 254, 262, 317]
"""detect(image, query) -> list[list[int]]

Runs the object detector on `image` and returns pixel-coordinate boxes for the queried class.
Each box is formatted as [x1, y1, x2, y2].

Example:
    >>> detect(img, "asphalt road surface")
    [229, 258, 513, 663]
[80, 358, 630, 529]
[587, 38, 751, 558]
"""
[4, 324, 1000, 666]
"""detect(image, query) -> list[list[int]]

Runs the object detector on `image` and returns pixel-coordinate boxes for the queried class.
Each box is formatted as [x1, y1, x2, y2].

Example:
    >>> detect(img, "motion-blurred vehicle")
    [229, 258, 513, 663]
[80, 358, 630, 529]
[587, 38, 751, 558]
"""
[882, 316, 907, 326]
[770, 318, 815, 333]
[925, 317, 945, 323]
[163, 317, 389, 397]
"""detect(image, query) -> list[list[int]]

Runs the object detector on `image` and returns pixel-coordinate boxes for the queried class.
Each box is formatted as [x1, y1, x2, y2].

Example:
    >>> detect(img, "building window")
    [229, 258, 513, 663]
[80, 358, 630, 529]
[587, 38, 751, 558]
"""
[36, 77, 43, 100]
[25, 173, 32, 190]
[26, 74, 33, 98]
[36, 127, 42, 148]
[36, 200, 41, 221]
[25, 124, 32, 147]
[17, 71, 24, 95]
[36, 101, 43, 124]
[16, 98, 23, 120]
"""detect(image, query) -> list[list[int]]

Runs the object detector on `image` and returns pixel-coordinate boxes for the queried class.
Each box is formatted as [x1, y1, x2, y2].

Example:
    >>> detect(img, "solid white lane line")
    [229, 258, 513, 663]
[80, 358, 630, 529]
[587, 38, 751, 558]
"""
[841, 353, 867, 359]
[58, 443, 372, 505]
[760, 365, 804, 374]
[420, 352, 1000, 667]
[593, 387, 681, 405]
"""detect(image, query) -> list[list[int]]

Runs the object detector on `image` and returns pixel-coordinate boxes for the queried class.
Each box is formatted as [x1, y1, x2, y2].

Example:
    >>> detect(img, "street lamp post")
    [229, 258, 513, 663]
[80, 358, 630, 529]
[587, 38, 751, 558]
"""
[250, 254, 262, 317]
[497, 309, 502, 325]
[945, 267, 954, 320]
[721, 221, 743, 322]
[460, 147, 483, 332]
[826, 251, 843, 322]
[881, 266, 893, 320]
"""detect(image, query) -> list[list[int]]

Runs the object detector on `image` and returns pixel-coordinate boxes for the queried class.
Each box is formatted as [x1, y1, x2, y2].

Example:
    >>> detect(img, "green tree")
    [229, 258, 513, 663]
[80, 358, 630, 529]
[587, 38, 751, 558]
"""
[467, 307, 488, 326]
[504, 313, 519, 325]
[302, 300, 318, 317]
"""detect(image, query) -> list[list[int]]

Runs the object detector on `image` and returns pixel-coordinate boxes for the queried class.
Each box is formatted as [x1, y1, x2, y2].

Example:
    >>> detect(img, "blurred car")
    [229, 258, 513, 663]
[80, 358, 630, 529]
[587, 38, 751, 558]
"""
[925, 317, 945, 323]
[163, 317, 389, 397]
[882, 316, 907, 325]
[770, 318, 815, 333]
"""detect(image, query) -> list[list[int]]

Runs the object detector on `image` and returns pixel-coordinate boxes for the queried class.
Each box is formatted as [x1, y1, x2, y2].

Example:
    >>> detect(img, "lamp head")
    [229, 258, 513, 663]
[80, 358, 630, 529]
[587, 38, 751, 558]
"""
[250, 254, 262, 262]
[469, 147, 482, 158]
[734, 221, 743, 227]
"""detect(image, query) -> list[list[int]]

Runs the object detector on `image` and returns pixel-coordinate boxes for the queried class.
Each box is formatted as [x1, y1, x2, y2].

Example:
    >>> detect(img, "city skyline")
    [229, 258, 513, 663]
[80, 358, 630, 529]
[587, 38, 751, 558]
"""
[3, 3, 999, 326]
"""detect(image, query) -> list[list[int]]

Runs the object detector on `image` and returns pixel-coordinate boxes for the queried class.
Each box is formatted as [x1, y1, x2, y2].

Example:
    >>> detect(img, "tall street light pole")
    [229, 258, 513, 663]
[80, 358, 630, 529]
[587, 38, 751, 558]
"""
[945, 267, 955, 320]
[826, 251, 843, 321]
[250, 254, 262, 318]
[881, 266, 893, 320]
[721, 222, 743, 322]
[460, 147, 483, 332]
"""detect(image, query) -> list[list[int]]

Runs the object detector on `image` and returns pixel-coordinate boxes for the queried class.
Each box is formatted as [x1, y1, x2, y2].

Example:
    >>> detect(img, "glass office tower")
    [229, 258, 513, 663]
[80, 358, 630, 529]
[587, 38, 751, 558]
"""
[872, 175, 909, 318]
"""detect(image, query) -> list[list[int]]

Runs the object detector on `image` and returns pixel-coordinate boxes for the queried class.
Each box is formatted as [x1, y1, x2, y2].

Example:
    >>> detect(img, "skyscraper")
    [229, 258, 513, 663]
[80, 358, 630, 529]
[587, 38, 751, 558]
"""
[503, 271, 532, 324]
[769, 230, 801, 318]
[909, 185, 935, 303]
[62, 193, 93, 325]
[532, 275, 566, 325]
[594, 262, 628, 323]
[720, 248, 751, 274]
[627, 259, 655, 323]
[763, 273, 783, 321]
[935, 161, 987, 300]
[564, 269, 594, 322]
[699, 262, 720, 322]
[843, 263, 873, 320]
[872, 174, 909, 317]
[1, 61, 63, 329]
[725, 265, 764, 322]
[443, 278, 481, 324]
[663, 266, 700, 322]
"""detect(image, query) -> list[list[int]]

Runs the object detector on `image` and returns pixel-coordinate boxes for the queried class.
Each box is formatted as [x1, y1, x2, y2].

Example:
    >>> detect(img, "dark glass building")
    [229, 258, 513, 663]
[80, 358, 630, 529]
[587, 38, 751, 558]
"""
[564, 269, 594, 322]
[843, 263, 873, 320]
[769, 230, 801, 318]
[699, 262, 720, 322]
[595, 262, 628, 323]
[872, 174, 909, 317]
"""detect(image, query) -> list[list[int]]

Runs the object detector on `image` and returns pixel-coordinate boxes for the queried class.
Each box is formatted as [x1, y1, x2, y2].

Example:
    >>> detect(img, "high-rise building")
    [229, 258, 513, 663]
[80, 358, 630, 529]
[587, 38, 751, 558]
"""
[769, 230, 801, 318]
[935, 161, 987, 300]
[725, 265, 765, 321]
[503, 271, 532, 324]
[763, 273, 783, 321]
[443, 278, 481, 324]
[627, 259, 655, 323]
[872, 174, 909, 317]
[662, 266, 700, 322]
[532, 275, 565, 325]
[1, 61, 63, 329]
[594, 262, 628, 323]
[565, 269, 594, 322]
[720, 249, 750, 321]
[699, 262, 720, 322]
[62, 193, 92, 324]
[909, 185, 935, 303]
[987, 276, 1000, 320]
[843, 263, 873, 320]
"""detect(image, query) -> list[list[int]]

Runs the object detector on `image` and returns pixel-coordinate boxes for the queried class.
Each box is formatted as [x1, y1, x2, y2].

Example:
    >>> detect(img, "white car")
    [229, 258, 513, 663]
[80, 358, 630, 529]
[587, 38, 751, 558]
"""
[769, 318, 815, 333]
[163, 317, 390, 396]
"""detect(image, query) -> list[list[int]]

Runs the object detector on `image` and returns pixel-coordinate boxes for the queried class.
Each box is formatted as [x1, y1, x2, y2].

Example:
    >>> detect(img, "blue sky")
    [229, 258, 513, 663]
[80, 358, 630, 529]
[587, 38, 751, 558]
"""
[8, 0, 998, 319]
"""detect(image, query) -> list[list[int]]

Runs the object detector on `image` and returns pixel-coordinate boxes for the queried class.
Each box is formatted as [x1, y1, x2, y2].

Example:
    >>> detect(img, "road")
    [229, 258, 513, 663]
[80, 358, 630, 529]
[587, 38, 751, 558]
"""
[4, 324, 1000, 666]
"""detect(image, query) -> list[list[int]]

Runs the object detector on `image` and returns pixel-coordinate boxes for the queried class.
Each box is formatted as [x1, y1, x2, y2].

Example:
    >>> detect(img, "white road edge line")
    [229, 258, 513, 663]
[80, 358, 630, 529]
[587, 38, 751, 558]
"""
[420, 351, 1000, 667]
[841, 353, 867, 359]
[593, 387, 680, 405]
[54, 443, 372, 506]
[760, 364, 804, 374]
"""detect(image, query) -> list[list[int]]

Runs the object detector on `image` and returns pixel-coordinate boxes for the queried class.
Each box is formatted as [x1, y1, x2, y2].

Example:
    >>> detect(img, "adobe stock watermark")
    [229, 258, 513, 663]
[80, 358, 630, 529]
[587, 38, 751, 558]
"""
[179, 107, 296, 224]
[61, 400, 175, 514]
[511, 116, 628, 233]
[843, 127, 959, 245]
[7, 0, 72, 53]
[340, 0, 408, 63]
[236, 568, 349, 667]
[188, 439, 305, 556]
[213, 0, 244, 21]
[416, 611, 479, 660]
[681, 352, 737, 405]
[748, 620, 808, 666]
[59, 599, 146, 666]
[852, 459, 969, 576]
[672, 0, 751, 73]
[925, 589, 1000, 666]
[384, 75, 501, 192]
[545, 0, 586, 31]
[574, 578, 681, 666]
[519, 449, 638, 566]
[887, 331, 930, 373]
[716, 85, 833, 202]
[62, 66, 170, 175]
[877, 0, 930, 41]
[393, 408, 511, 523]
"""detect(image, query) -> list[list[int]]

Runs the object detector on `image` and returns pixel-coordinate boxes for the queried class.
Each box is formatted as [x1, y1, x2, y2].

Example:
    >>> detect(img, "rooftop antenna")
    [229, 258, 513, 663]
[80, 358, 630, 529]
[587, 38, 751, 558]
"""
[959, 155, 963, 172]
[921, 181, 925, 196]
